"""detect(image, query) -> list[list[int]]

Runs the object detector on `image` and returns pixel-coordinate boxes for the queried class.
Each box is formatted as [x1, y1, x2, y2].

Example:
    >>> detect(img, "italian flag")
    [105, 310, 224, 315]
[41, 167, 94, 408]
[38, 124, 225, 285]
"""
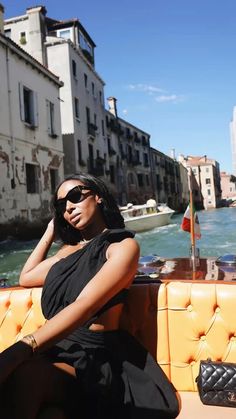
[181, 204, 201, 239]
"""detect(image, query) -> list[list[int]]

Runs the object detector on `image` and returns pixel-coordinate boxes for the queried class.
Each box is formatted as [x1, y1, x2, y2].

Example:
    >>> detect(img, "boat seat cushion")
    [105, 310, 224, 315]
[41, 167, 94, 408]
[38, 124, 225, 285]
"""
[177, 392, 235, 418]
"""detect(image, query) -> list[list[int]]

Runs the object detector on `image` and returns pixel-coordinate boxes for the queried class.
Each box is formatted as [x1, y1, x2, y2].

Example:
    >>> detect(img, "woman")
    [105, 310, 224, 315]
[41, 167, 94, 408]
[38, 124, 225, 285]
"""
[0, 174, 179, 418]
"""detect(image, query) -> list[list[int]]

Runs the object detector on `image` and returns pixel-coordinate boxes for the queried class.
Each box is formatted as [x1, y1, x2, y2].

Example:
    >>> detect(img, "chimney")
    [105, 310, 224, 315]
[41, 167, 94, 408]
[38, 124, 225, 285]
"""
[26, 6, 47, 65]
[170, 148, 176, 160]
[0, 3, 4, 34]
[107, 96, 118, 118]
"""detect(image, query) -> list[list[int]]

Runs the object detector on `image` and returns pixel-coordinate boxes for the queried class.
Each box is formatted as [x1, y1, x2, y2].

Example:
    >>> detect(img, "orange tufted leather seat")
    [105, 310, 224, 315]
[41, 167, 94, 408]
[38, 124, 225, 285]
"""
[1, 282, 236, 418]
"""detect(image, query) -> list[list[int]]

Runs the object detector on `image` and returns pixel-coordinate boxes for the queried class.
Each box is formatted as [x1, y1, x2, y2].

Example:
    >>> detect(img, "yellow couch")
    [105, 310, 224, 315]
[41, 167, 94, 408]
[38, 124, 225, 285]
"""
[1, 281, 236, 418]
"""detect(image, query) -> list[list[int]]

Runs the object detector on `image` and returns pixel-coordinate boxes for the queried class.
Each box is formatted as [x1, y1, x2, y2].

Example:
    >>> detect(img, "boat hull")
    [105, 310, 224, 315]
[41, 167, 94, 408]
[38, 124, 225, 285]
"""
[124, 211, 174, 232]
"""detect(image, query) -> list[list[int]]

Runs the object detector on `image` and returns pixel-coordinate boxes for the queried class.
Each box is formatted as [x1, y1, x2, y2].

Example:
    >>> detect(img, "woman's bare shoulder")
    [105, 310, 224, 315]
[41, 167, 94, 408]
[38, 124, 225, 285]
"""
[106, 237, 140, 260]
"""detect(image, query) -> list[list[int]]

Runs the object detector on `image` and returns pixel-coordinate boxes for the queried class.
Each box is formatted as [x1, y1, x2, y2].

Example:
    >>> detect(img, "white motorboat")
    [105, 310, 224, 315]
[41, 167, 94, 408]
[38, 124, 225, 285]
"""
[120, 202, 175, 232]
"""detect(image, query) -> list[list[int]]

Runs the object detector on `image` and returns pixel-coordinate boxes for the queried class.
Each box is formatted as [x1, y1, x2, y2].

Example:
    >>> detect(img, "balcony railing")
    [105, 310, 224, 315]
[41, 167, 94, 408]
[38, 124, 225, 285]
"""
[108, 147, 116, 156]
[87, 123, 97, 138]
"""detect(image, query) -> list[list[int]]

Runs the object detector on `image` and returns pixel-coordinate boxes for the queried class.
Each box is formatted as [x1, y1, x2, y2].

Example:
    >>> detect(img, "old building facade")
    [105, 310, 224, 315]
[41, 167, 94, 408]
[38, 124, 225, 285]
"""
[4, 6, 109, 184]
[150, 148, 189, 211]
[179, 155, 222, 209]
[0, 5, 64, 237]
[106, 97, 153, 204]
[220, 172, 236, 202]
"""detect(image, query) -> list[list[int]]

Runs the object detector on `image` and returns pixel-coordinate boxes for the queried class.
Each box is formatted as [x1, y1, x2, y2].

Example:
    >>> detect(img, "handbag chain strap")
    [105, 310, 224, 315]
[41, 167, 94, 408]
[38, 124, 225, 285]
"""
[228, 392, 236, 403]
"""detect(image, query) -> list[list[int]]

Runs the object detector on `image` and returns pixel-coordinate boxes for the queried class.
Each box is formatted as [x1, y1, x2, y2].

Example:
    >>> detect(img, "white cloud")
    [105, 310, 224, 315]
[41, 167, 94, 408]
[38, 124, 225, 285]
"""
[127, 83, 186, 104]
[127, 83, 164, 94]
[155, 94, 185, 104]
[122, 109, 128, 115]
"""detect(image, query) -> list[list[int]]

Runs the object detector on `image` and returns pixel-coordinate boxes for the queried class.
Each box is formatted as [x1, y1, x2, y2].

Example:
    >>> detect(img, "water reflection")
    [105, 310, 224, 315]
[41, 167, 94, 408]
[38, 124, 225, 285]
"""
[135, 256, 236, 282]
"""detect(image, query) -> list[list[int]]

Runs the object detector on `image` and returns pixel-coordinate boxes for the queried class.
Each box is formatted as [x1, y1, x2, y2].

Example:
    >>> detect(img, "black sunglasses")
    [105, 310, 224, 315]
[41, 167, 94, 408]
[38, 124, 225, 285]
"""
[55, 185, 93, 213]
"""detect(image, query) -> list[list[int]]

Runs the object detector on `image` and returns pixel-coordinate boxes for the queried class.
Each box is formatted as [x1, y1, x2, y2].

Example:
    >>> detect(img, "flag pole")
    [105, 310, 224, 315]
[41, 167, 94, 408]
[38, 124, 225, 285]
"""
[189, 184, 197, 271]
[188, 168, 198, 271]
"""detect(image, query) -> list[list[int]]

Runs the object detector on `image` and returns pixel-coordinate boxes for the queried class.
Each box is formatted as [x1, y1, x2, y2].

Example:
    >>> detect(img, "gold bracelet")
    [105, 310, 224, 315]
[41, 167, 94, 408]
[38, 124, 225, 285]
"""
[23, 334, 38, 354]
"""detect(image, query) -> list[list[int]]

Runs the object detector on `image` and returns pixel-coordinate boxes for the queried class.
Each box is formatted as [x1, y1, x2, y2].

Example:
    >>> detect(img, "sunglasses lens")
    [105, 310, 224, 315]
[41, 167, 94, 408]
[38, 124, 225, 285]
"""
[55, 186, 86, 213]
[67, 188, 82, 204]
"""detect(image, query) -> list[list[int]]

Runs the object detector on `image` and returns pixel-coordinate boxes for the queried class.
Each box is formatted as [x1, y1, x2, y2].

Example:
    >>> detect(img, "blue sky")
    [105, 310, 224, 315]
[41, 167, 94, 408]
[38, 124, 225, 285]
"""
[4, 0, 236, 172]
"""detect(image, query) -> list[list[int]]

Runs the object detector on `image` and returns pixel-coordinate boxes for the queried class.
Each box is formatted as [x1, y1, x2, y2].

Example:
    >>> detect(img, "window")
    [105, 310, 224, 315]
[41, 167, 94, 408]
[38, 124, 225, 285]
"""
[19, 31, 26, 44]
[79, 31, 92, 55]
[19, 83, 38, 127]
[143, 153, 149, 166]
[84, 73, 88, 89]
[4, 29, 11, 38]
[74, 97, 80, 119]
[146, 174, 150, 186]
[46, 100, 56, 137]
[86, 107, 90, 127]
[206, 167, 209, 173]
[25, 164, 39, 193]
[127, 145, 132, 164]
[88, 144, 94, 171]
[128, 173, 135, 185]
[137, 174, 144, 187]
[99, 91, 102, 104]
[109, 165, 115, 183]
[206, 178, 211, 184]
[77, 140, 82, 164]
[72, 60, 77, 78]
[101, 120, 105, 136]
[92, 82, 95, 96]
[207, 189, 211, 195]
[58, 29, 72, 40]
[50, 169, 58, 193]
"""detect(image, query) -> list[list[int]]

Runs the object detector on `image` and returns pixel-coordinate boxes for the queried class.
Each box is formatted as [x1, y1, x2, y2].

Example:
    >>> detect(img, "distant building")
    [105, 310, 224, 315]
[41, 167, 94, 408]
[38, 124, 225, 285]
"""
[150, 148, 188, 210]
[0, 5, 64, 238]
[230, 107, 236, 175]
[220, 172, 236, 201]
[179, 155, 221, 209]
[106, 97, 152, 204]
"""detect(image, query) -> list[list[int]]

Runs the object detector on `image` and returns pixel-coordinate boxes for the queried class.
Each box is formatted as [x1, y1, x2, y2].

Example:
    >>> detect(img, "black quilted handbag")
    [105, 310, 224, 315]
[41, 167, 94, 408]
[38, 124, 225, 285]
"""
[196, 359, 236, 407]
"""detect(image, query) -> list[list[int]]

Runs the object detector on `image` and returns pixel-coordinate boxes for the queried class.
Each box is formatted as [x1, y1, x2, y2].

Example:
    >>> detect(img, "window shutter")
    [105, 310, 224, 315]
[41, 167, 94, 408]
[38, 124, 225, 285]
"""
[33, 91, 39, 127]
[18, 82, 25, 121]
[46, 99, 51, 134]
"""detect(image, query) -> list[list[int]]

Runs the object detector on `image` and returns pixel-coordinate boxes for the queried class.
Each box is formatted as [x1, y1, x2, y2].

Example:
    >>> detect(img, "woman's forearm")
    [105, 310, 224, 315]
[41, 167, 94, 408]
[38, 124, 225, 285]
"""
[30, 297, 92, 352]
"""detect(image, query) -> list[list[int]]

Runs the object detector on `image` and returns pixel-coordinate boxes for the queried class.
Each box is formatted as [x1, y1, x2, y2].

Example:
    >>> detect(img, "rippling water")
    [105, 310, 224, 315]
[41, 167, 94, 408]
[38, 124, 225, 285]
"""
[1, 207, 236, 286]
[136, 207, 236, 259]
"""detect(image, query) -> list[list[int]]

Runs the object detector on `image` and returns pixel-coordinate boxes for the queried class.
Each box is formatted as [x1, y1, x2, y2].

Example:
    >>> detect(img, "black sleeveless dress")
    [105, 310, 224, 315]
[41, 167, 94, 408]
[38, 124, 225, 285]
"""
[41, 229, 179, 419]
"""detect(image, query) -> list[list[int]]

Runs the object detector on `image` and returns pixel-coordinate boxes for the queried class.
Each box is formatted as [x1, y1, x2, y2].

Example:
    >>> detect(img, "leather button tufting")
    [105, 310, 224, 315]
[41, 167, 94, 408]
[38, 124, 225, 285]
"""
[187, 305, 193, 312]
[215, 306, 220, 313]
[230, 336, 236, 342]
[200, 335, 206, 341]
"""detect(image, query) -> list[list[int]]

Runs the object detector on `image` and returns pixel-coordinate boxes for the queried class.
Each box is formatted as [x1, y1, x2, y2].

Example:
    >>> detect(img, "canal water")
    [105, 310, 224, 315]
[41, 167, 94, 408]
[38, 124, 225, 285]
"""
[1, 207, 236, 286]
